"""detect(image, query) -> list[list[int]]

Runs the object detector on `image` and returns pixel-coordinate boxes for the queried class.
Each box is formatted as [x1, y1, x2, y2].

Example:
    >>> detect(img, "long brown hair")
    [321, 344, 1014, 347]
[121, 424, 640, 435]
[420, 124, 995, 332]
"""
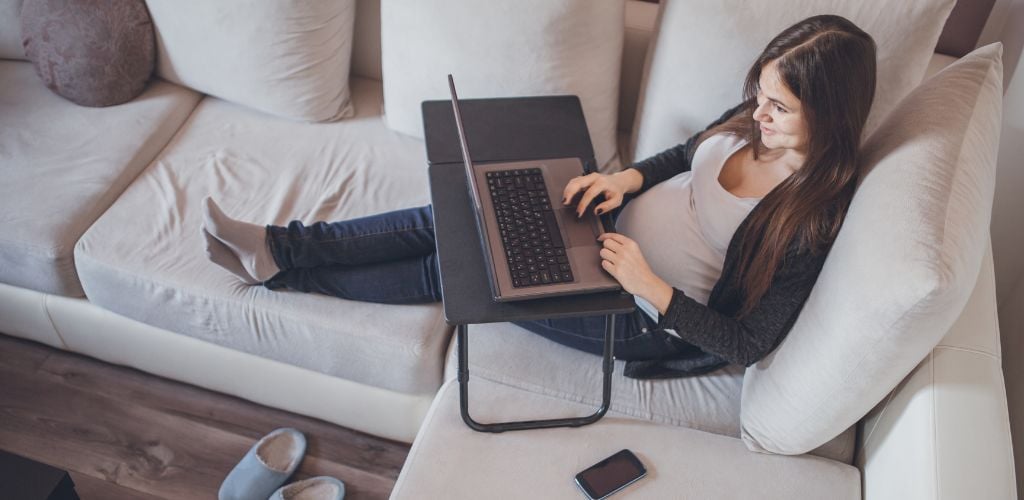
[704, 15, 876, 317]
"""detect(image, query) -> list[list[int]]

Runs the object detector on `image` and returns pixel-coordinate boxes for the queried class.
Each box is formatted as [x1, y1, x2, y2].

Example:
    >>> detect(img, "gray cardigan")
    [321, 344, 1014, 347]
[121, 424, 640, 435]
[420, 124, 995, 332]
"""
[622, 104, 833, 379]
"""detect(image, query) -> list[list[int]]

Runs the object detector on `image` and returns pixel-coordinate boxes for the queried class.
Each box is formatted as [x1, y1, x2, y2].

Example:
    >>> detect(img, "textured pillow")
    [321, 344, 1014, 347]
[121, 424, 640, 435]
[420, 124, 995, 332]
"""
[631, 0, 955, 162]
[145, 0, 356, 122]
[20, 0, 154, 107]
[381, 0, 625, 171]
[0, 0, 25, 60]
[739, 43, 1004, 455]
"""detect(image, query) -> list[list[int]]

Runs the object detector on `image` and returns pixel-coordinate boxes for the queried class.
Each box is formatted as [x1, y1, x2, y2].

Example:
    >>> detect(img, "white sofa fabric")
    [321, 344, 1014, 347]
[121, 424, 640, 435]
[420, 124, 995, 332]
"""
[391, 378, 861, 500]
[741, 43, 1005, 456]
[73, 77, 450, 396]
[858, 243, 1017, 499]
[442, 322, 855, 464]
[0, 0, 24, 60]
[380, 0, 625, 171]
[631, 0, 956, 162]
[0, 60, 201, 296]
[146, 0, 357, 123]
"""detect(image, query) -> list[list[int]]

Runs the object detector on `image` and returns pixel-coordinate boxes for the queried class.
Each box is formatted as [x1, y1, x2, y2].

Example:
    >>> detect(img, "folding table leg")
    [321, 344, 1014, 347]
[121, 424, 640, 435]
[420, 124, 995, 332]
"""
[457, 315, 616, 432]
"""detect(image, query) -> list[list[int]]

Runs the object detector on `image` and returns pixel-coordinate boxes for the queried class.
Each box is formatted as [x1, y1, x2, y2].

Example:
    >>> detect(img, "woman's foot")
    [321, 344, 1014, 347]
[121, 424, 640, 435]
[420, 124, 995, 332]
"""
[203, 228, 260, 285]
[202, 197, 281, 282]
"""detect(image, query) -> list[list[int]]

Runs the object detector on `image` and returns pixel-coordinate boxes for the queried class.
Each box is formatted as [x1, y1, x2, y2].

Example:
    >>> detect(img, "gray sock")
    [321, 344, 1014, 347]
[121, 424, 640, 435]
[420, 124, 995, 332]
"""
[202, 197, 280, 282]
[202, 227, 260, 285]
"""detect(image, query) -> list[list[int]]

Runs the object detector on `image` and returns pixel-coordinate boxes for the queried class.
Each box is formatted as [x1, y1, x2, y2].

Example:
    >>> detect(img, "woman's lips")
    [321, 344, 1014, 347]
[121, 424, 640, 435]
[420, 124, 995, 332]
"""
[760, 125, 774, 136]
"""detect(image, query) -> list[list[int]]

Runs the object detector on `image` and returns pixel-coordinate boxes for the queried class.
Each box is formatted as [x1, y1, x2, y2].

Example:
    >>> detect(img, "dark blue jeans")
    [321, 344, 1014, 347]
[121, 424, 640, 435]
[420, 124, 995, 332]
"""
[263, 205, 686, 361]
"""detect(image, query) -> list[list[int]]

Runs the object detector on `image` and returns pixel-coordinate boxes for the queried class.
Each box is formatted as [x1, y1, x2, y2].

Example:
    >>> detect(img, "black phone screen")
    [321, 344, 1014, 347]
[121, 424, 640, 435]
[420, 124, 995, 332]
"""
[574, 449, 647, 499]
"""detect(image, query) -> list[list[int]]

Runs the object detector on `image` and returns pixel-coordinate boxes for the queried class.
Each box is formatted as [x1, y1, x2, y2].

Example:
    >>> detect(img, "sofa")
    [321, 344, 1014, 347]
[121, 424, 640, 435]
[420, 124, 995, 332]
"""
[0, 0, 1016, 499]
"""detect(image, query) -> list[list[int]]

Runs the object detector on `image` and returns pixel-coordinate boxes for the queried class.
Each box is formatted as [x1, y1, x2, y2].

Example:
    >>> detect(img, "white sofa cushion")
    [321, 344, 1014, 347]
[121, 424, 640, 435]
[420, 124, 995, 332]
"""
[631, 0, 955, 162]
[74, 77, 451, 396]
[0, 60, 201, 296]
[392, 378, 861, 499]
[443, 322, 856, 463]
[145, 0, 356, 123]
[0, 0, 24, 60]
[380, 0, 625, 171]
[740, 44, 1004, 455]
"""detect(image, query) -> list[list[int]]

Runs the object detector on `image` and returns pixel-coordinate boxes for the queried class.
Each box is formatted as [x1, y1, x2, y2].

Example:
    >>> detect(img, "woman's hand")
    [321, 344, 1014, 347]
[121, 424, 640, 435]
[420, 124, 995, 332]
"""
[597, 233, 674, 314]
[562, 170, 643, 218]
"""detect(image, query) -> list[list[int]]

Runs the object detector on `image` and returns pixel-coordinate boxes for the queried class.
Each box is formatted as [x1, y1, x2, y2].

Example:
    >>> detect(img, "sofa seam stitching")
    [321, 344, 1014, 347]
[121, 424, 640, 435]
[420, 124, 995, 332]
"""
[931, 344, 999, 360]
[40, 293, 70, 349]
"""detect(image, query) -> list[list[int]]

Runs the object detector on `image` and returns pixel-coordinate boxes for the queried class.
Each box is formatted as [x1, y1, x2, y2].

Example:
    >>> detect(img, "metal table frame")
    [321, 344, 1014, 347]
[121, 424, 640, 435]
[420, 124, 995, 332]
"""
[455, 316, 615, 432]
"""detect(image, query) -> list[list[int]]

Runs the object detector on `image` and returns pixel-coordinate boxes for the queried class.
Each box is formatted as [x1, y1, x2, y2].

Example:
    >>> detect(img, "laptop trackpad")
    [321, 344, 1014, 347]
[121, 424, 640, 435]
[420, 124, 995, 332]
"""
[559, 208, 602, 248]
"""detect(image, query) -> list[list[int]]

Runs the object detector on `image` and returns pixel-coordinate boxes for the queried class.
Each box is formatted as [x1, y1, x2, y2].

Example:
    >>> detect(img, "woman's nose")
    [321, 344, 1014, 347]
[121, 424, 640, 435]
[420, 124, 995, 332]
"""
[753, 102, 771, 122]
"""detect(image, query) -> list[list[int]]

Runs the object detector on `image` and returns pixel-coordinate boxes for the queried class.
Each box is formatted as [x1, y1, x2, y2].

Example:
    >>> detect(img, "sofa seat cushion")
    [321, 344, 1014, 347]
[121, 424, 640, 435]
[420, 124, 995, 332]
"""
[391, 378, 860, 499]
[0, 60, 201, 296]
[75, 77, 451, 396]
[443, 322, 856, 463]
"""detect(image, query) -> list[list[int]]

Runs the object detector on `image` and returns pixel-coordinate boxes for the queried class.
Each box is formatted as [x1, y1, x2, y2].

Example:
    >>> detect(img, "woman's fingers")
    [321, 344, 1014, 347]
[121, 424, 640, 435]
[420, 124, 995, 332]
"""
[562, 173, 596, 205]
[593, 193, 622, 216]
[575, 184, 608, 217]
[597, 232, 629, 245]
[600, 237, 623, 253]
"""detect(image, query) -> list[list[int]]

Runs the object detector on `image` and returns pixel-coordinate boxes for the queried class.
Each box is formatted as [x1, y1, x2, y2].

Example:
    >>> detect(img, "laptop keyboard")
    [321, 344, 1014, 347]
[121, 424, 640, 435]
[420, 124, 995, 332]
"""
[487, 168, 575, 288]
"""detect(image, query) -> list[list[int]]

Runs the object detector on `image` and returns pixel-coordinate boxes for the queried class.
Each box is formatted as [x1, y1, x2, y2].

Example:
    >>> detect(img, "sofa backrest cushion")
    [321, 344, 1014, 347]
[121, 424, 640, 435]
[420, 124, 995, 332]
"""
[145, 0, 356, 123]
[739, 43, 1004, 455]
[630, 0, 955, 163]
[21, 0, 155, 107]
[380, 0, 625, 171]
[0, 0, 25, 60]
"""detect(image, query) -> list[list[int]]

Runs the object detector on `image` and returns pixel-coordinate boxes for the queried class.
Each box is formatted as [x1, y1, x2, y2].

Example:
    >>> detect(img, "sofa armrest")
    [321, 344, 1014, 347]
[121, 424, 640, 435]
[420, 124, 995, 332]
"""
[856, 240, 1017, 499]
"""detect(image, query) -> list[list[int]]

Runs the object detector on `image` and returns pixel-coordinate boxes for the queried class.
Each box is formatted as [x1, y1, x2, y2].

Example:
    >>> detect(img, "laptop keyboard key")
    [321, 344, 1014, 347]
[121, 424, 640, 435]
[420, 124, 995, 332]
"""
[488, 168, 575, 288]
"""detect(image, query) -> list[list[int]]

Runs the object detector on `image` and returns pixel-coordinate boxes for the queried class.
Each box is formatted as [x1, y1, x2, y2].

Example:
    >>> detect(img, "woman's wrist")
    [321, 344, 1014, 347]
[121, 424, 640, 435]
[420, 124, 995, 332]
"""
[642, 278, 675, 315]
[612, 169, 644, 194]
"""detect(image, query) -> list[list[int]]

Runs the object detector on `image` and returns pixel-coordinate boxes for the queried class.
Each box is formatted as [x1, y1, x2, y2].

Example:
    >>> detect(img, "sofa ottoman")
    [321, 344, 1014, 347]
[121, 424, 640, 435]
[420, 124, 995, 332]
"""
[391, 377, 860, 499]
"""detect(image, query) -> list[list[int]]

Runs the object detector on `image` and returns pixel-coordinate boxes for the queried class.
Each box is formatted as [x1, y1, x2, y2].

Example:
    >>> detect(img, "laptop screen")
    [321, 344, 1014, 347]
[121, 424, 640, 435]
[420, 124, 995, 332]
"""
[447, 74, 483, 212]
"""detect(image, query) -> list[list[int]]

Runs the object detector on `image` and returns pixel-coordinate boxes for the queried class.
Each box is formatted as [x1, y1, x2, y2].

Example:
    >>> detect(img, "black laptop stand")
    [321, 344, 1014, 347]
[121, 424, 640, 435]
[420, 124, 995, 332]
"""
[423, 96, 634, 432]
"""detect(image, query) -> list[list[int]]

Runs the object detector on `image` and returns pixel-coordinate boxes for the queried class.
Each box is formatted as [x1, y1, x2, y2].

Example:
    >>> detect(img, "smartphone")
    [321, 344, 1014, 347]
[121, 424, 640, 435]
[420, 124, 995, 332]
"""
[574, 449, 647, 499]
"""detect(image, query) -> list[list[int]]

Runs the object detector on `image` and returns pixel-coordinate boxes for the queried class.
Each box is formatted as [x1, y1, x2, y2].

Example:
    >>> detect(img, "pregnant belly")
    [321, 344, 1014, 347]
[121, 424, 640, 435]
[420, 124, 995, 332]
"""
[615, 178, 725, 305]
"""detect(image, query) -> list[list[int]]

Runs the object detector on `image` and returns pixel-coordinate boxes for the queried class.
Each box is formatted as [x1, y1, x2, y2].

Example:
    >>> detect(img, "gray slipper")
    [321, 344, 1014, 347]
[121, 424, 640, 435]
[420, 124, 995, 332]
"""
[269, 476, 346, 500]
[219, 428, 307, 500]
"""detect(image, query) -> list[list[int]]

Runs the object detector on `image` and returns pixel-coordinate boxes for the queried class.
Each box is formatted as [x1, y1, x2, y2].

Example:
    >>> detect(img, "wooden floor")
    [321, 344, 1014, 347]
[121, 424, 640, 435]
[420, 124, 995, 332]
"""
[0, 334, 411, 499]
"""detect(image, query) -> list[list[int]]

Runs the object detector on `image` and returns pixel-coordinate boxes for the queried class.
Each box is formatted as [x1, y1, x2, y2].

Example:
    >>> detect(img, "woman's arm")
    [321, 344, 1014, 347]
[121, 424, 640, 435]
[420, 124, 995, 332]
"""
[655, 247, 828, 366]
[629, 102, 749, 194]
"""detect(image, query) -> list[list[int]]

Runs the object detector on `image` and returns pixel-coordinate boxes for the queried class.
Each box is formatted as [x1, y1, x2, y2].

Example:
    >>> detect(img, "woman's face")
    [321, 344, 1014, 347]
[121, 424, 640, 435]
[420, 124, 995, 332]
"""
[753, 60, 809, 153]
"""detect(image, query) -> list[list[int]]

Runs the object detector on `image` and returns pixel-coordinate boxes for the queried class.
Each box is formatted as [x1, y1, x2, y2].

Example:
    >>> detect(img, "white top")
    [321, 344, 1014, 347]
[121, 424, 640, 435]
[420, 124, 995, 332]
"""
[615, 133, 761, 320]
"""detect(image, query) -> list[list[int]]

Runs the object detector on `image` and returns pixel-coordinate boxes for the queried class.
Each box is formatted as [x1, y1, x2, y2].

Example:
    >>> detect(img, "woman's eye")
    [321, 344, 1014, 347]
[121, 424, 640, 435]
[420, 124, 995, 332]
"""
[775, 104, 786, 113]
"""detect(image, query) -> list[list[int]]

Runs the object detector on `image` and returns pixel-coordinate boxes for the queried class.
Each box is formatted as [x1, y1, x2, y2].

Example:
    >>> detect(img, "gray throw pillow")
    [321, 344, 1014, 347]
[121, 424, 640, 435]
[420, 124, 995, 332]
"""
[20, 0, 155, 107]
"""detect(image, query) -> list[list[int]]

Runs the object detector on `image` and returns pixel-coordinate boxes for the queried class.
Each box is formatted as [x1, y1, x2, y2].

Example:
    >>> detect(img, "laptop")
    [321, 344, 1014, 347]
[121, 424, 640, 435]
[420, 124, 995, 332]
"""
[447, 75, 621, 302]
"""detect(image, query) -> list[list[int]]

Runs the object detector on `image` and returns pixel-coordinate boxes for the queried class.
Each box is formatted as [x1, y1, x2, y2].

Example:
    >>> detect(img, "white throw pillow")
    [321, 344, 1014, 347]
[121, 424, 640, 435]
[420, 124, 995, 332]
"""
[145, 0, 355, 122]
[381, 0, 625, 171]
[0, 0, 25, 60]
[739, 43, 1004, 455]
[631, 0, 955, 162]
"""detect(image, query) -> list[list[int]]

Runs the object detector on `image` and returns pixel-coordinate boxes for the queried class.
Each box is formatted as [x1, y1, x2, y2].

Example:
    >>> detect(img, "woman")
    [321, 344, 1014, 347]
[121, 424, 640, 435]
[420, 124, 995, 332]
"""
[202, 14, 877, 378]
